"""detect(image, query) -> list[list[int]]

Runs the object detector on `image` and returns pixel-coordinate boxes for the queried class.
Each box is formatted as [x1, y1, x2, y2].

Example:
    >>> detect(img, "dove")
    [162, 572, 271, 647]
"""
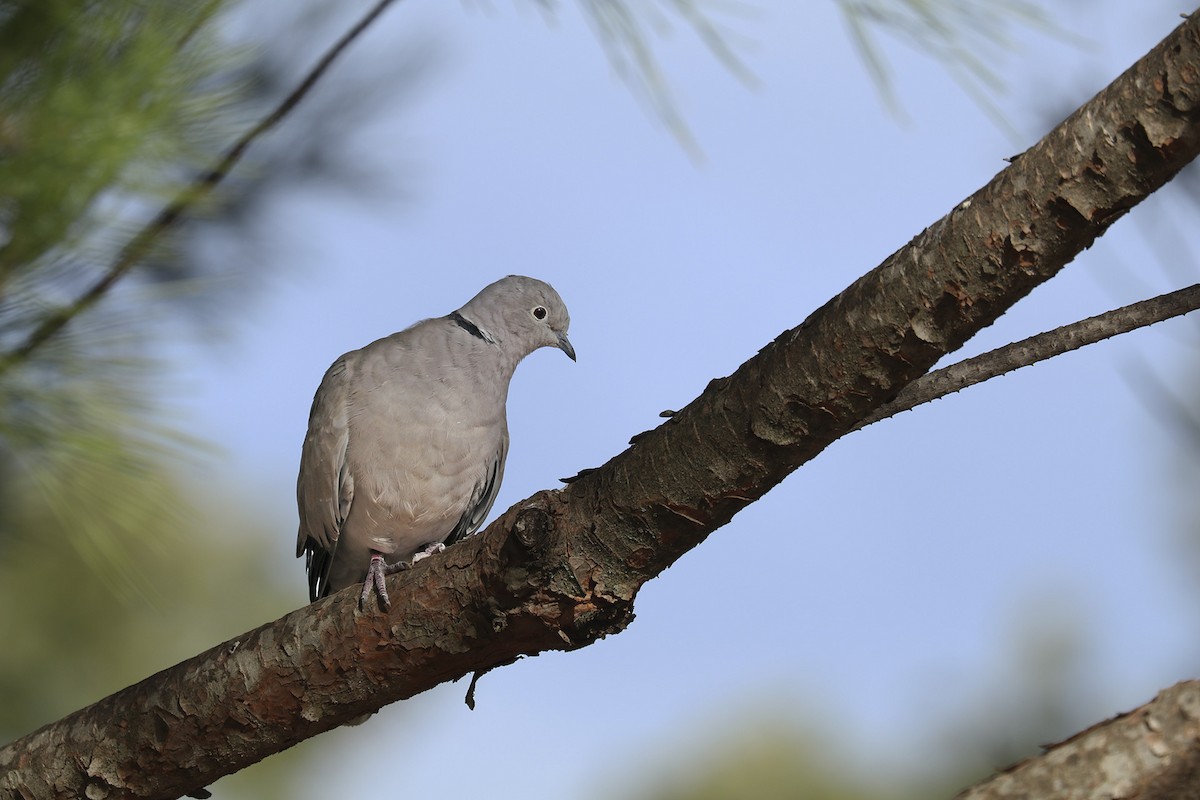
[296, 275, 574, 609]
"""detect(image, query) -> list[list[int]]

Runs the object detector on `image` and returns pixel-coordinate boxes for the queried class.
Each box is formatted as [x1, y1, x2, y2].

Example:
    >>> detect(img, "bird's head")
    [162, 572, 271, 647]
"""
[458, 275, 575, 362]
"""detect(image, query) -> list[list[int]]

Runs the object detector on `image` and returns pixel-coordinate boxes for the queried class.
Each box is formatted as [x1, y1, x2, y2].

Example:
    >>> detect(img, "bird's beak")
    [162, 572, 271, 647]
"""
[556, 332, 576, 362]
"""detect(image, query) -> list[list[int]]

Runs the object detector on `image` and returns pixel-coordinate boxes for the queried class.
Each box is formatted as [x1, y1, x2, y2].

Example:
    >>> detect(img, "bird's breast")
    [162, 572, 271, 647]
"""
[342, 387, 506, 557]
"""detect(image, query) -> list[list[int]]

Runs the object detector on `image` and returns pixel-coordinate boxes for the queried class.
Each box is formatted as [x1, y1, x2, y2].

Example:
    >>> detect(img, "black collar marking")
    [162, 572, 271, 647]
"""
[448, 311, 492, 343]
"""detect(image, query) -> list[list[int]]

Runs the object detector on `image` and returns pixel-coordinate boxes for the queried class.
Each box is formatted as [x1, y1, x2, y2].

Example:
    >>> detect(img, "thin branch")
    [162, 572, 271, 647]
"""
[856, 283, 1200, 429]
[0, 0, 403, 376]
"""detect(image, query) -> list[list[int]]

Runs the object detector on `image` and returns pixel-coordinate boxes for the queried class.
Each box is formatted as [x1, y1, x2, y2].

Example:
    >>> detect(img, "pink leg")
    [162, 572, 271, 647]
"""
[359, 543, 444, 610]
[360, 551, 408, 611]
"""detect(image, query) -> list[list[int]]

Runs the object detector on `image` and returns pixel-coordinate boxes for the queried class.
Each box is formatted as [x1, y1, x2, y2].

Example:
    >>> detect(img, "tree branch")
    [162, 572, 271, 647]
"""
[956, 680, 1200, 800]
[857, 282, 1200, 429]
[0, 0, 403, 376]
[2, 9, 1198, 800]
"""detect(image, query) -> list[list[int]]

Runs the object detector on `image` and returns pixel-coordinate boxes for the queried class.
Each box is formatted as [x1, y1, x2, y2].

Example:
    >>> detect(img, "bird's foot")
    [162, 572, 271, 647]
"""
[359, 544, 445, 610]
[411, 541, 446, 564]
[383, 559, 411, 575]
[360, 552, 402, 611]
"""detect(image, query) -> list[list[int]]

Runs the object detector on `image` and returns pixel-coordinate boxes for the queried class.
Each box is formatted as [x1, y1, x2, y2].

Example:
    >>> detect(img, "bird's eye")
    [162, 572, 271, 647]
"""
[532, 306, 548, 320]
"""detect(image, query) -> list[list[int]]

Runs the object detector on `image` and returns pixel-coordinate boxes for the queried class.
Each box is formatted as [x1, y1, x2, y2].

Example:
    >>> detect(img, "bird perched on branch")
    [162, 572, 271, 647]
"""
[296, 275, 575, 610]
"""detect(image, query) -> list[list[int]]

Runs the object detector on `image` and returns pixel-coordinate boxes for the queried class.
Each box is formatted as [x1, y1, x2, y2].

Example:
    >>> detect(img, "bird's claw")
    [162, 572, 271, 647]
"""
[411, 542, 446, 564]
[383, 559, 411, 576]
[360, 553, 399, 611]
[358, 543, 445, 611]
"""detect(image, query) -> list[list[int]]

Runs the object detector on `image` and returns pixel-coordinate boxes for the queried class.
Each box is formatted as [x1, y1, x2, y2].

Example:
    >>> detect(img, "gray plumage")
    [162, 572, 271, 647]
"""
[296, 275, 574, 607]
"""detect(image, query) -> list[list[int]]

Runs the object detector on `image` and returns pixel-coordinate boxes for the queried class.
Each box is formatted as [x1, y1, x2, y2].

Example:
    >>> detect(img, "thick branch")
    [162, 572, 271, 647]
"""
[0, 0, 402, 375]
[858, 282, 1200, 428]
[956, 680, 1200, 800]
[2, 10, 1198, 800]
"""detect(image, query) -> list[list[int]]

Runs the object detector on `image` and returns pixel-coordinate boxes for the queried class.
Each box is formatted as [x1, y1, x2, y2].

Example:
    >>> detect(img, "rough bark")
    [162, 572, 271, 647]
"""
[2, 10, 1198, 800]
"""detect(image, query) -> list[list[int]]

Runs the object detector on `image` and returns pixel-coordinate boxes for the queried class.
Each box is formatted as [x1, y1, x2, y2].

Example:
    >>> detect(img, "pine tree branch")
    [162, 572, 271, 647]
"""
[0, 0, 403, 376]
[956, 680, 1200, 799]
[1, 9, 1198, 800]
[857, 283, 1200, 429]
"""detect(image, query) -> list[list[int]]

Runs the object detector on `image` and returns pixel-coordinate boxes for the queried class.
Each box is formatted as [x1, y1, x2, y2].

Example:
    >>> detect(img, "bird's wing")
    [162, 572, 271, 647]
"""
[444, 430, 508, 545]
[296, 354, 355, 601]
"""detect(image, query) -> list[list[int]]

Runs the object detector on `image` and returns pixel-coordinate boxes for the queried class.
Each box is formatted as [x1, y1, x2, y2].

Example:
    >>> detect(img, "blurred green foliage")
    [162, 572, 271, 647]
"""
[0, 488, 295, 737]
[0, 2, 223, 275]
[0, 474, 302, 799]
[0, 0, 240, 593]
[625, 721, 892, 800]
[0, 3, 304, 796]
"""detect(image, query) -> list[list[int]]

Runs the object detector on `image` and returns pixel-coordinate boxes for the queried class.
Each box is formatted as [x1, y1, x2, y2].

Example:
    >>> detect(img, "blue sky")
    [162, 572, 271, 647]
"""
[175, 2, 1200, 797]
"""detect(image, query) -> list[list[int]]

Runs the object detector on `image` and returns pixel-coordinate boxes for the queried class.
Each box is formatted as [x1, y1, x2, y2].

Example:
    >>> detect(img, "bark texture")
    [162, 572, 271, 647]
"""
[957, 681, 1200, 800]
[2, 10, 1199, 800]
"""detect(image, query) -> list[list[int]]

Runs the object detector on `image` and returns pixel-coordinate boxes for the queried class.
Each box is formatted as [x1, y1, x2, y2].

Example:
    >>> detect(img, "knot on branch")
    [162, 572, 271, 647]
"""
[487, 494, 568, 602]
[512, 505, 552, 553]
[750, 397, 820, 447]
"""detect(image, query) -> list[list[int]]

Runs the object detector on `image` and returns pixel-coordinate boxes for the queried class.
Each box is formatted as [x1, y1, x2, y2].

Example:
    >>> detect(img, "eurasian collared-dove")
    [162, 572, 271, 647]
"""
[296, 275, 574, 609]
